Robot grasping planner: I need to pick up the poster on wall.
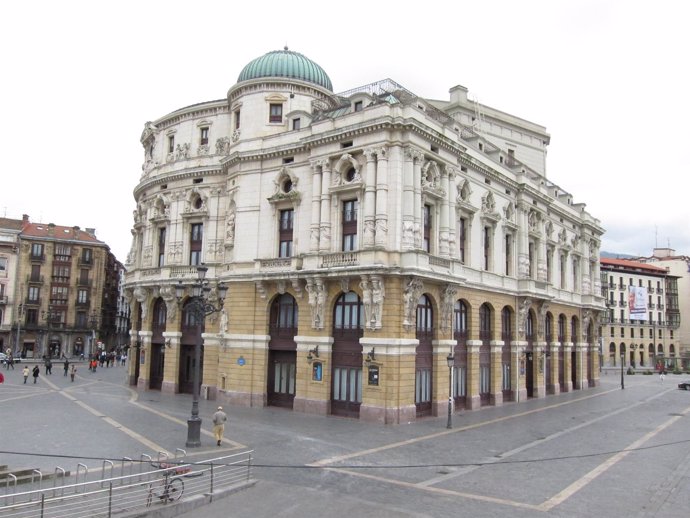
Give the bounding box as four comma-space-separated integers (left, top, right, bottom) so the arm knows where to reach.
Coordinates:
628, 286, 648, 321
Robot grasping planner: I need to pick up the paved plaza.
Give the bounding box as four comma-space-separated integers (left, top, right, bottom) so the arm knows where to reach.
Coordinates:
1, 362, 690, 517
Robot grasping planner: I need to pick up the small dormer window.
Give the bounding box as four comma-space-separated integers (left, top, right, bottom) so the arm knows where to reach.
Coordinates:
292, 118, 301, 130
354, 101, 363, 112
269, 103, 283, 123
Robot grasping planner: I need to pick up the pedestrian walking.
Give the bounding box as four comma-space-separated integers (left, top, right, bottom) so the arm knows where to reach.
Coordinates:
212, 406, 227, 446
6, 354, 14, 370
23, 366, 29, 384
32, 365, 40, 384
0, 371, 4, 384
64, 359, 70, 376
70, 365, 77, 382
45, 358, 52, 375
660, 370, 666, 383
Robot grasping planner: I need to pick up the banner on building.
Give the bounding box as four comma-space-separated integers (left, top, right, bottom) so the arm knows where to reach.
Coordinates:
628, 286, 648, 321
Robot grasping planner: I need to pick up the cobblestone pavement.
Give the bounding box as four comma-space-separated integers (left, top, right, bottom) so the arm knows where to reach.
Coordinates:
2, 363, 690, 517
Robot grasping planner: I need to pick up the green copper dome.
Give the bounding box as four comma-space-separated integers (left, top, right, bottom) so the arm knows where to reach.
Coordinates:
237, 48, 333, 91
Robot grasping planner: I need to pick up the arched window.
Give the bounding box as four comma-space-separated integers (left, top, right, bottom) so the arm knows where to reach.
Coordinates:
454, 300, 468, 340
545, 313, 553, 343
333, 292, 363, 335
501, 307, 512, 341
479, 304, 491, 341
416, 295, 433, 334
270, 294, 299, 334
526, 311, 535, 340
558, 314, 567, 342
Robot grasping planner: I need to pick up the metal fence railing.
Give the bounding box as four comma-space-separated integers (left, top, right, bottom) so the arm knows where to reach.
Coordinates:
0, 450, 253, 518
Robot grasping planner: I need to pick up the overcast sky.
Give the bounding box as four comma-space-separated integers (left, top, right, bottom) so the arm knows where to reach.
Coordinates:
2, 0, 688, 262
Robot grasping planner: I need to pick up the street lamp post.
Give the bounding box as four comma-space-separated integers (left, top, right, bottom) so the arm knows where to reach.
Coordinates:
446, 352, 455, 429
89, 310, 99, 359
175, 265, 227, 448
620, 350, 625, 390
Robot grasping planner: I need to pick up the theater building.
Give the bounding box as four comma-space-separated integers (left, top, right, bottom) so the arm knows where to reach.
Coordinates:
124, 48, 605, 423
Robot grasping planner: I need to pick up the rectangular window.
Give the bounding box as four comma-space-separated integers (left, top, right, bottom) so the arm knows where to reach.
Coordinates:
190, 223, 203, 265
31, 243, 44, 259
560, 254, 567, 289
483, 226, 492, 271
459, 217, 467, 264
76, 312, 87, 328
234, 109, 241, 129
81, 248, 92, 264
26, 309, 38, 325
546, 248, 553, 283
423, 205, 432, 253
79, 268, 89, 285
200, 127, 209, 146
28, 286, 40, 302
0, 257, 6, 273
528, 241, 535, 278
51, 286, 69, 304
354, 100, 363, 112
505, 233, 512, 276
279, 209, 294, 258
269, 103, 283, 123
168, 135, 175, 153
453, 366, 466, 397
77, 289, 88, 304
54, 244, 71, 261
342, 200, 358, 252
158, 227, 166, 267
292, 118, 301, 130
502, 363, 511, 391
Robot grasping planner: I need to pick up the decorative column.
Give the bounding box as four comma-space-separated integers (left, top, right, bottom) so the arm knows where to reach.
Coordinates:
363, 149, 377, 248
562, 343, 573, 392
310, 161, 322, 252
402, 148, 416, 250
447, 167, 458, 258
374, 147, 389, 247
466, 341, 481, 409
319, 161, 332, 253
413, 154, 424, 248
490, 341, 503, 406
517, 202, 530, 278
439, 166, 450, 257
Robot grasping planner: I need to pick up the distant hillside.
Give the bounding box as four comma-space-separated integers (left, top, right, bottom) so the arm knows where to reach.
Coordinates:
600, 251, 637, 259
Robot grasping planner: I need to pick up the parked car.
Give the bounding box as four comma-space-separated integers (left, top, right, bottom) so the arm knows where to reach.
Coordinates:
678, 381, 690, 390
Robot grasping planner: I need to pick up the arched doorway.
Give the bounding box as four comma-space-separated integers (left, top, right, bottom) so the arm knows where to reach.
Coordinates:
179, 299, 204, 394
545, 312, 553, 394
501, 307, 513, 400
525, 310, 535, 398
570, 316, 579, 389
558, 314, 566, 391
267, 294, 298, 409
610, 343, 617, 366
150, 299, 166, 390
415, 294, 434, 417
453, 300, 469, 409
331, 291, 363, 418
479, 303, 492, 406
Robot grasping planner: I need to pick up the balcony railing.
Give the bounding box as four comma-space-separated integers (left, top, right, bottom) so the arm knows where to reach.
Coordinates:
26, 274, 44, 284
0, 295, 8, 305
321, 251, 359, 268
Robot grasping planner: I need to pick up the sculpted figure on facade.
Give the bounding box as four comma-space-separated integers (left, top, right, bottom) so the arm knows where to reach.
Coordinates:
518, 254, 530, 277
481, 191, 495, 213
538, 301, 550, 340
306, 278, 326, 329
215, 137, 231, 155
219, 308, 228, 335
363, 220, 375, 247
160, 285, 178, 323
360, 277, 372, 328
402, 278, 424, 330
440, 284, 458, 332
517, 298, 532, 337
370, 275, 385, 330
558, 228, 568, 246
545, 221, 554, 240
133, 287, 149, 321
402, 220, 414, 249
226, 203, 236, 245
175, 142, 191, 161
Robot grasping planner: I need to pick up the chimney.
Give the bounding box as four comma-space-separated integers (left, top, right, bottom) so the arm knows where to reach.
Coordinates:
449, 85, 468, 105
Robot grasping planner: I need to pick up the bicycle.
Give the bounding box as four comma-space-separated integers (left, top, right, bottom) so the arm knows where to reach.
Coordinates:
145, 462, 189, 506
